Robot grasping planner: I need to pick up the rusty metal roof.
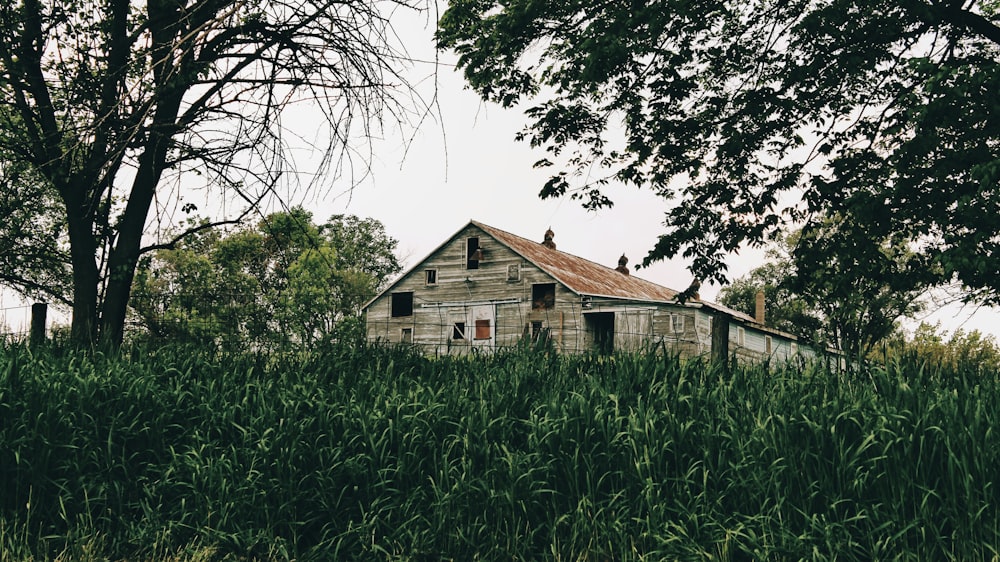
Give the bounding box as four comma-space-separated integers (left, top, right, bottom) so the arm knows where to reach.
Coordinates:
473, 221, 758, 323
362, 219, 757, 324
473, 221, 683, 303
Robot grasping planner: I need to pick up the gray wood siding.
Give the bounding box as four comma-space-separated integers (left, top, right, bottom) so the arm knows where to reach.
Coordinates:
650, 308, 703, 357
727, 322, 812, 364
366, 223, 828, 363
366, 224, 584, 354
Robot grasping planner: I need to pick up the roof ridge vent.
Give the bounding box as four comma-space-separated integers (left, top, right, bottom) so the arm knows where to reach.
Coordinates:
541, 227, 557, 249
615, 254, 630, 275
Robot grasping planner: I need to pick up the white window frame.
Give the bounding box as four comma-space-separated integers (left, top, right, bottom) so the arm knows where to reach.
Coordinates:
737, 326, 746, 347
670, 313, 685, 334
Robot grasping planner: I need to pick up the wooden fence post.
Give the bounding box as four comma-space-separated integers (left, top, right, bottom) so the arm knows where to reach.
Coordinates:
30, 302, 47, 347
711, 310, 731, 372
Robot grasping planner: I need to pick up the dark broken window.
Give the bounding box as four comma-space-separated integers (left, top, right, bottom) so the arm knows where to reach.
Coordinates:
466, 237, 480, 269
391, 292, 413, 317
532, 283, 556, 309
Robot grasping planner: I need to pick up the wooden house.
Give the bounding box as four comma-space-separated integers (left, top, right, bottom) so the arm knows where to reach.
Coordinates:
363, 220, 817, 362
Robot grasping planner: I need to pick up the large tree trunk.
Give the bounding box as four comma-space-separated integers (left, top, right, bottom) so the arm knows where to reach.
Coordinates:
65, 199, 100, 345
99, 99, 180, 346
100, 253, 138, 347
101, 188, 156, 346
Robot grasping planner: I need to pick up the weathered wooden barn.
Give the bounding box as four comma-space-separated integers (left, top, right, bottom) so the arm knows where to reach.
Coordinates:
363, 220, 816, 362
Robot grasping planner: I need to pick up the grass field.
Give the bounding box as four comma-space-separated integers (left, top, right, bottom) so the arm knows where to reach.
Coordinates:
1, 341, 998, 560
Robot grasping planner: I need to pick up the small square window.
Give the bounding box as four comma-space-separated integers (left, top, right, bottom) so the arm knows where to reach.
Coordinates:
532, 283, 556, 310
425, 269, 438, 285
401, 328, 412, 343
475, 319, 491, 340
391, 292, 413, 317
452, 322, 466, 340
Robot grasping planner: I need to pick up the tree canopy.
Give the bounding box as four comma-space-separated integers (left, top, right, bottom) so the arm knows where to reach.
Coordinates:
717, 260, 824, 344
0, 0, 422, 345
130, 209, 401, 346
438, 0, 1000, 302
884, 322, 1000, 373
0, 161, 68, 304
718, 225, 926, 361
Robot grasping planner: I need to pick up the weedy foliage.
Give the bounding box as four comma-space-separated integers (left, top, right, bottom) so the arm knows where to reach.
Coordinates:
1, 342, 999, 560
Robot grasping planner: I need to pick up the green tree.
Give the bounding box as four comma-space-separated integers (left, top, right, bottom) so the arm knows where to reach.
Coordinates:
719, 222, 925, 362
0, 0, 422, 346
322, 214, 402, 293
717, 261, 824, 343
0, 161, 68, 304
130, 210, 400, 346
883, 322, 1000, 373
130, 225, 236, 342
437, 0, 1000, 302
792, 216, 929, 362
283, 246, 349, 344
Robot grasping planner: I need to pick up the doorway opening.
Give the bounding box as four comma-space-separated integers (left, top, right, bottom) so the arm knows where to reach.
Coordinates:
587, 312, 614, 354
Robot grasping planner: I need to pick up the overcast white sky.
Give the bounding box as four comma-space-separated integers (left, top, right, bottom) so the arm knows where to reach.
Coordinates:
307, 9, 1000, 340
2, 5, 999, 339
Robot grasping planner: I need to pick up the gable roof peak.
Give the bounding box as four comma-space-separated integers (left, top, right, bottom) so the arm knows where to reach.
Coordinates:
471, 220, 680, 303
363, 219, 756, 324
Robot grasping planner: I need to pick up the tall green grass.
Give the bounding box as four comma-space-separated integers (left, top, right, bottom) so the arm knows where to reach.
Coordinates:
1, 342, 999, 560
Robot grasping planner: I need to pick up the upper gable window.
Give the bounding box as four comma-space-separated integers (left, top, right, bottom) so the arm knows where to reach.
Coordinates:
391, 292, 413, 317
425, 269, 438, 285
532, 283, 556, 309
466, 237, 481, 269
